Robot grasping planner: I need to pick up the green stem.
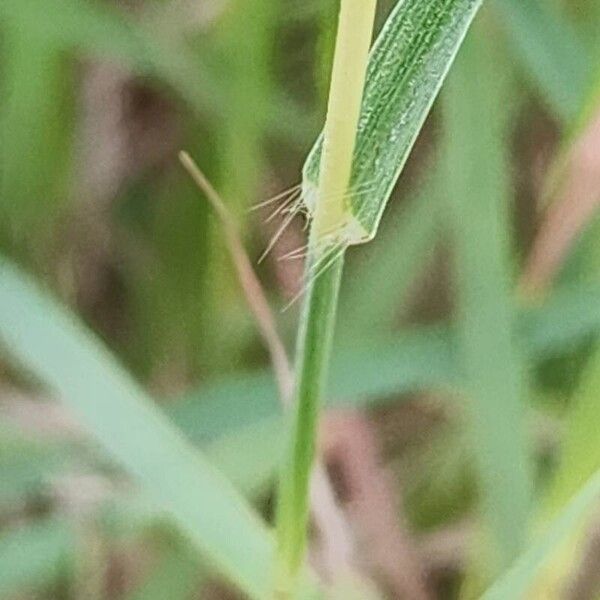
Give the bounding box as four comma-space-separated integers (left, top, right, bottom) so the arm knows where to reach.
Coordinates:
275, 0, 377, 595
313, 0, 378, 238
276, 246, 345, 595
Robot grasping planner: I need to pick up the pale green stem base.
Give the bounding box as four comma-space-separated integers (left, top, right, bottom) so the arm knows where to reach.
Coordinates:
275, 245, 345, 597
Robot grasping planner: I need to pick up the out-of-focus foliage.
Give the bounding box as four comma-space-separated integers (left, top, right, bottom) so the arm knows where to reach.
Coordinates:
1, 0, 600, 598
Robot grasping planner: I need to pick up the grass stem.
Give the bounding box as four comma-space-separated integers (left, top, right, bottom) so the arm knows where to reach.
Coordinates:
275, 0, 377, 595
276, 250, 345, 594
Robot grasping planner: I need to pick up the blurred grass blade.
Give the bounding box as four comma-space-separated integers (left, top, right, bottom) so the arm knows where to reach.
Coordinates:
527, 347, 600, 596
215, 0, 275, 215
1, 0, 311, 153
207, 418, 285, 497
201, 0, 276, 370
0, 519, 73, 597
0, 259, 275, 599
0, 26, 72, 232
1, 0, 146, 64
531, 154, 600, 594
543, 92, 600, 514
172, 280, 600, 447
444, 28, 532, 570
482, 469, 600, 600
495, 0, 591, 123
0, 0, 217, 116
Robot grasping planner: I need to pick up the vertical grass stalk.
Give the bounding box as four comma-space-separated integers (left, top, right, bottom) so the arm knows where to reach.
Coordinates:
275, 0, 377, 594
444, 28, 532, 574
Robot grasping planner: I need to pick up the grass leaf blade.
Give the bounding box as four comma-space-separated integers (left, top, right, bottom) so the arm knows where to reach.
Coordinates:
483, 470, 600, 600
0, 259, 274, 599
444, 27, 532, 570
495, 0, 591, 123
303, 0, 484, 243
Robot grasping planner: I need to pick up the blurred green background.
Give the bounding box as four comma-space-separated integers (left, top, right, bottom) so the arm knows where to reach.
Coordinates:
2, 0, 600, 598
